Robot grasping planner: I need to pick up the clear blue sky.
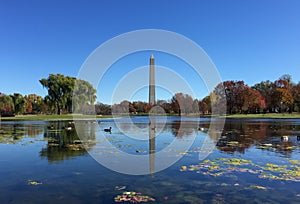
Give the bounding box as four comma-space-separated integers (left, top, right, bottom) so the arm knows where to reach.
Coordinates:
1, 0, 300, 104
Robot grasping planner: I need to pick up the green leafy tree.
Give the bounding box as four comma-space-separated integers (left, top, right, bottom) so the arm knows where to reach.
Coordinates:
0, 95, 14, 115
40, 74, 70, 114
11, 93, 27, 115
40, 74, 96, 114
72, 79, 97, 113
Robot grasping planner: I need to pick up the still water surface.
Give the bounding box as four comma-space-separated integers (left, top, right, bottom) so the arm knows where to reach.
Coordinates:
0, 117, 299, 203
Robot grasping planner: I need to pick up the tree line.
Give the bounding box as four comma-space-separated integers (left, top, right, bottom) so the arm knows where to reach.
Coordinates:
210, 74, 299, 114
0, 74, 96, 116
97, 74, 300, 115
1, 74, 300, 116
107, 93, 200, 116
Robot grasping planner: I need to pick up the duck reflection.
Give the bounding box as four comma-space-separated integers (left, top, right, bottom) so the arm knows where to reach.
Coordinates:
41, 121, 96, 163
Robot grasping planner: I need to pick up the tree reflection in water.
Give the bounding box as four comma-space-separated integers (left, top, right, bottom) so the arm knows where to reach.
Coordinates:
0, 122, 43, 144
41, 121, 96, 163
168, 118, 300, 157
39, 118, 300, 163
171, 121, 198, 138
215, 119, 300, 156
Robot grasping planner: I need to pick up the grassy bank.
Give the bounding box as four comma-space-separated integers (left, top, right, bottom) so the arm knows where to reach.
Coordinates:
225, 113, 300, 119
0, 114, 112, 121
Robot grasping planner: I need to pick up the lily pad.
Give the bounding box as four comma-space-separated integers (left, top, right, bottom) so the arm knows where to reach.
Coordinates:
227, 141, 239, 146
249, 185, 267, 190
180, 157, 300, 183
115, 186, 126, 191
180, 166, 187, 171
289, 160, 300, 165
114, 191, 155, 203
28, 180, 42, 185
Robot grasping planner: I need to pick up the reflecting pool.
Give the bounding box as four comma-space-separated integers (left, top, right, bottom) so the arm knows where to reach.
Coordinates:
0, 117, 299, 203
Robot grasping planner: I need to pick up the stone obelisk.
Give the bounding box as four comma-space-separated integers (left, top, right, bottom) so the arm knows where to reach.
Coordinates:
149, 54, 155, 105
149, 54, 156, 176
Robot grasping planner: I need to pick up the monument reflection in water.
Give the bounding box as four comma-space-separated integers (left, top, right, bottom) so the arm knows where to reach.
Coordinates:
149, 117, 156, 176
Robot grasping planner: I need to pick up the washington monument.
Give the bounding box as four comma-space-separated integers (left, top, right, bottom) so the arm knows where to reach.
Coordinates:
149, 54, 156, 176
149, 54, 155, 105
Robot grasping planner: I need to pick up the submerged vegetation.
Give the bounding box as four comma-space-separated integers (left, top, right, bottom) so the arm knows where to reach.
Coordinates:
180, 157, 300, 182
114, 191, 155, 203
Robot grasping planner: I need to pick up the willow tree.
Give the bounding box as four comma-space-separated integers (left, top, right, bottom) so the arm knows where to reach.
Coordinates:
40, 74, 96, 114
11, 93, 27, 115
72, 79, 97, 113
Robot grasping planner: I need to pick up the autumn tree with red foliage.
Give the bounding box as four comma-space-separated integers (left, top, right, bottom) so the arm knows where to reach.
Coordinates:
212, 80, 267, 114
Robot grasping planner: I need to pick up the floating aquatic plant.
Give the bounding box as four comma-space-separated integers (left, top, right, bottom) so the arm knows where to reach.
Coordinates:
28, 180, 42, 185
249, 185, 267, 190
257, 143, 297, 152
263, 163, 287, 172
114, 191, 155, 203
180, 166, 187, 171
180, 157, 300, 182
115, 186, 126, 191
227, 141, 239, 146
223, 158, 252, 166
289, 160, 300, 165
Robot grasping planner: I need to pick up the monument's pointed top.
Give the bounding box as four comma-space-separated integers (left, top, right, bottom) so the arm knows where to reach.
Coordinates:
150, 54, 154, 59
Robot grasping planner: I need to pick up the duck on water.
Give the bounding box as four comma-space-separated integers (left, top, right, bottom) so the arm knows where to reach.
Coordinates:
104, 127, 112, 133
